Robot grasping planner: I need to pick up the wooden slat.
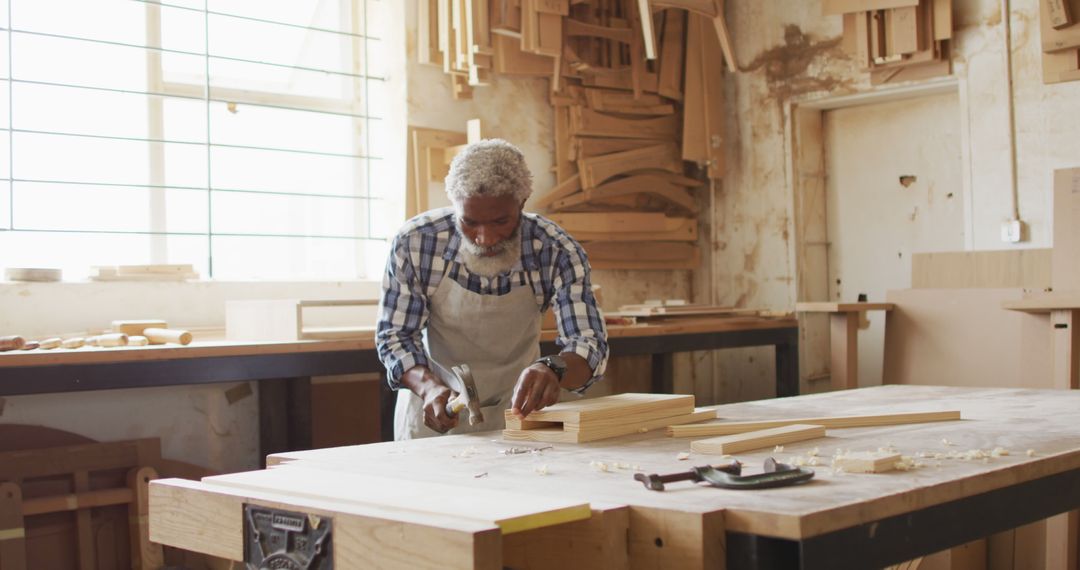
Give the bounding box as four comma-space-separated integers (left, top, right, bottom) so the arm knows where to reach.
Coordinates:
667, 410, 962, 438
74, 470, 95, 570
549, 212, 692, 233
569, 107, 679, 140
690, 424, 827, 455
834, 451, 902, 473
1041, 0, 1080, 52
657, 9, 686, 101
1046, 0, 1074, 29
681, 12, 706, 162
552, 173, 698, 213
504, 408, 716, 443
128, 467, 164, 569
513, 393, 694, 423
0, 438, 160, 480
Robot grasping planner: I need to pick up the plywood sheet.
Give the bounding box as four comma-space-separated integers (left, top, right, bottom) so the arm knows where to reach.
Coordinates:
882, 289, 1053, 388
911, 249, 1052, 289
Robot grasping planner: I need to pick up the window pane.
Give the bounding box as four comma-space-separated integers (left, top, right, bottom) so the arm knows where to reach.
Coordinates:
12, 181, 207, 233
0, 230, 209, 281
207, 56, 355, 101
0, 180, 10, 230
14, 131, 208, 187
209, 0, 360, 36
210, 145, 364, 197
14, 83, 206, 144
209, 101, 358, 157
208, 12, 360, 78
210, 234, 366, 280
211, 191, 369, 239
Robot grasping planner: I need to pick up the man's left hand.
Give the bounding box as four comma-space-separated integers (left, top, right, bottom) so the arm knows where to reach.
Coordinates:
511, 363, 561, 419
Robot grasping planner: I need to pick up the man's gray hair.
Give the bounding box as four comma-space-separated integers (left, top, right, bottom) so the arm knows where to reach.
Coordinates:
445, 139, 533, 204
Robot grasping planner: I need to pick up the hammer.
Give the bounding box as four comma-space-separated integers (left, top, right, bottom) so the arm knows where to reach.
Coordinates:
445, 364, 484, 426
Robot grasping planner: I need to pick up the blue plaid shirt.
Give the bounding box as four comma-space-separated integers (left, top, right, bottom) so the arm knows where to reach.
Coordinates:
376, 207, 608, 391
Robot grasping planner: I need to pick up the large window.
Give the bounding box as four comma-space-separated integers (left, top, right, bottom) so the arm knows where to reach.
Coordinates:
0, 0, 398, 280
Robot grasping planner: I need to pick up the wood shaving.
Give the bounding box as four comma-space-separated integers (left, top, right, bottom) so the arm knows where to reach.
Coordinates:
1026, 449, 1036, 457
535, 464, 550, 476
773, 445, 784, 452
807, 447, 820, 457
676, 452, 690, 461
590, 461, 611, 472
474, 472, 488, 478
941, 438, 955, 446
991, 447, 1009, 457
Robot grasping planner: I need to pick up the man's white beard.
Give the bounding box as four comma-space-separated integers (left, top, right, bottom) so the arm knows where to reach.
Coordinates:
457, 223, 522, 278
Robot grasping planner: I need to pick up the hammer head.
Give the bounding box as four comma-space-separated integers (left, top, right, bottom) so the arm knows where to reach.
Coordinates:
451, 364, 484, 425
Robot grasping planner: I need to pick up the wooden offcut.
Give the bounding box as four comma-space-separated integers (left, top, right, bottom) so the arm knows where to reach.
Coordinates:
690, 424, 827, 455
667, 410, 961, 437
834, 451, 902, 473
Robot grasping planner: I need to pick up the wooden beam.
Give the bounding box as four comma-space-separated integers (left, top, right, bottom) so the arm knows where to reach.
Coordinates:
690, 424, 827, 455
667, 410, 961, 437
830, 312, 859, 391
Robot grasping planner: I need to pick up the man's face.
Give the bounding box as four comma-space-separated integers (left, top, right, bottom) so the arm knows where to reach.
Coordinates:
455, 194, 522, 256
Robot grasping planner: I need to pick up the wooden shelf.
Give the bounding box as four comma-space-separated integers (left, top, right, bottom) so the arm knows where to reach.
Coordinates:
1002, 291, 1080, 313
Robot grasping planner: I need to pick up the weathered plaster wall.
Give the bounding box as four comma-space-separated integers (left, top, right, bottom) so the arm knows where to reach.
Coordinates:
718, 0, 1080, 400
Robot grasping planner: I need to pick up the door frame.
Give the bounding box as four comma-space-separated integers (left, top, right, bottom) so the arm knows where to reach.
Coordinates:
782, 76, 970, 391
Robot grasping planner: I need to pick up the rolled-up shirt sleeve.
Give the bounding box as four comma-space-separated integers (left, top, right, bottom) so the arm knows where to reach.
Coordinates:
376, 235, 430, 389
551, 243, 608, 392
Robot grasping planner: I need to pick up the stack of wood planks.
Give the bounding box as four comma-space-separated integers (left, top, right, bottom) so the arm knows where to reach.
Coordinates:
825, 0, 953, 86
418, 0, 735, 270
1040, 0, 1080, 83
502, 393, 716, 443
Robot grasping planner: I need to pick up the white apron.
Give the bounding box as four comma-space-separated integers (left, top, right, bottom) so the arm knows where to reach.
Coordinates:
394, 270, 541, 440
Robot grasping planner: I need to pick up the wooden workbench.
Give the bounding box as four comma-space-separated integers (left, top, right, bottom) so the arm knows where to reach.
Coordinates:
0, 315, 798, 456
150, 385, 1080, 569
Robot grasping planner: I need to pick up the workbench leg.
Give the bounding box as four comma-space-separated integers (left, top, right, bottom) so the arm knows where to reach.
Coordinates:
650, 353, 674, 394
258, 377, 312, 466
1047, 311, 1080, 569
775, 330, 800, 397
829, 313, 859, 391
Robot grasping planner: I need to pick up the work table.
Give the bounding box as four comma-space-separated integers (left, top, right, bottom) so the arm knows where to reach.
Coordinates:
151, 385, 1080, 569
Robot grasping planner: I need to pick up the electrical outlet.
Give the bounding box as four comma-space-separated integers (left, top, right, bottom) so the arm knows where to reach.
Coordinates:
1000, 219, 1024, 243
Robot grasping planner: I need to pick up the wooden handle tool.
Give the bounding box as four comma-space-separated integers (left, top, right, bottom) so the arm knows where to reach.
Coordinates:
0, 335, 26, 352
143, 328, 192, 346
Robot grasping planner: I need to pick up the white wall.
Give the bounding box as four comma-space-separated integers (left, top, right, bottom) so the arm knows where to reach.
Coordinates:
717, 0, 1080, 399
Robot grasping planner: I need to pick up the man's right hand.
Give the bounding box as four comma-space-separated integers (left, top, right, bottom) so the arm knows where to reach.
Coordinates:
401, 366, 460, 433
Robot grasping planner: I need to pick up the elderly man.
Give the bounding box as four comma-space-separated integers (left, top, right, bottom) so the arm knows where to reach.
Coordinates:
376, 139, 609, 440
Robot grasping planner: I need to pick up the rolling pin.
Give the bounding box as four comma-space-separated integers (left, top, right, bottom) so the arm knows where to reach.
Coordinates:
0, 335, 26, 351
143, 328, 192, 346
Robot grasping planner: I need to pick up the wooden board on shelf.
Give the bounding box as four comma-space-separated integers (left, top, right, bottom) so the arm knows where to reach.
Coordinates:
583, 241, 700, 270
551, 173, 698, 214
569, 107, 679, 140
548, 211, 691, 233
577, 143, 681, 189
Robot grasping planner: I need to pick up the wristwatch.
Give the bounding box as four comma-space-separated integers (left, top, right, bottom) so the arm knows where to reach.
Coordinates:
534, 354, 568, 381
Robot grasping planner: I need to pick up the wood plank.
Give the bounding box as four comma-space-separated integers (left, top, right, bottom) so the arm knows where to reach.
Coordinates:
204, 466, 592, 535
577, 143, 681, 189
667, 410, 962, 438
911, 249, 1052, 289
504, 408, 717, 443
1041, 0, 1080, 52
1046, 0, 1075, 29
128, 466, 164, 569
933, 0, 953, 40
885, 288, 1055, 389
493, 33, 553, 75
552, 173, 698, 213
657, 9, 686, 101
573, 137, 657, 159
149, 478, 503, 568
834, 451, 902, 473
418, 0, 443, 66
569, 107, 679, 140
796, 302, 895, 312
701, 11, 726, 178
889, 6, 921, 55
583, 242, 699, 268
681, 12, 707, 162
831, 312, 859, 391
1043, 47, 1080, 84
823, 0, 920, 16
549, 212, 692, 233
535, 174, 582, 211
690, 424, 827, 455
512, 393, 694, 423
